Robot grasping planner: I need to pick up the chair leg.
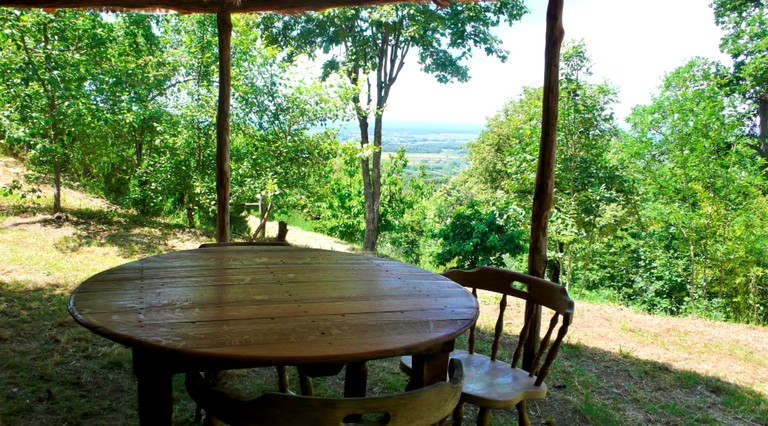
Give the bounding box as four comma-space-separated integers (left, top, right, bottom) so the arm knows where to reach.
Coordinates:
298, 368, 314, 396
516, 401, 531, 426
202, 414, 224, 426
276, 365, 289, 393
476, 407, 491, 426
195, 370, 225, 423
452, 401, 464, 426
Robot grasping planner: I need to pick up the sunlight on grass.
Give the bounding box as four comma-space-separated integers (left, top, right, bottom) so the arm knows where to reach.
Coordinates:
0, 225, 129, 289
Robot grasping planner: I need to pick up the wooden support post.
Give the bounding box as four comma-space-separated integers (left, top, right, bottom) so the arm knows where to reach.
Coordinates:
525, 0, 564, 371
215, 11, 232, 243
257, 194, 266, 238
277, 221, 288, 242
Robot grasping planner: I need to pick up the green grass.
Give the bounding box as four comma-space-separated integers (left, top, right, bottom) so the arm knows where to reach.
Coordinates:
2, 166, 767, 425
274, 209, 319, 233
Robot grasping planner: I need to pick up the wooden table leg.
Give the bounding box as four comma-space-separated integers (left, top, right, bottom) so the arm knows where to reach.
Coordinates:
343, 361, 368, 423
133, 349, 173, 425
408, 351, 450, 390
344, 361, 368, 397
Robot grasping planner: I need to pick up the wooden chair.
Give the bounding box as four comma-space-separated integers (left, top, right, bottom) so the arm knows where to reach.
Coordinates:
400, 267, 574, 426
185, 359, 464, 426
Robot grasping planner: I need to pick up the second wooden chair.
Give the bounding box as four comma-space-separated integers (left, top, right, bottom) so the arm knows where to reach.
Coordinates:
400, 266, 574, 426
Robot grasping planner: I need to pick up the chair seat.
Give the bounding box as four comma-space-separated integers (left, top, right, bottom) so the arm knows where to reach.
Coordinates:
400, 350, 547, 410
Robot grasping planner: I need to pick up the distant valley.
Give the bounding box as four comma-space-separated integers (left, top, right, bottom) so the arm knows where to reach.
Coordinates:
335, 121, 484, 181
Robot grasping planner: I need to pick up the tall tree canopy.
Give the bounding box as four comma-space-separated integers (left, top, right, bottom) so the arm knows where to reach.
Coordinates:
623, 57, 768, 322
466, 41, 622, 285
257, 0, 527, 251
0, 9, 110, 213
712, 0, 768, 165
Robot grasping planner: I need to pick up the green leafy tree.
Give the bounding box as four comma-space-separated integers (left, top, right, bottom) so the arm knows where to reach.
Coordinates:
466, 41, 623, 286
257, 1, 527, 251
0, 9, 110, 213
434, 198, 526, 270
712, 0, 768, 166
624, 57, 768, 322
230, 16, 351, 227
377, 149, 435, 265
93, 14, 176, 203
121, 14, 219, 224
311, 142, 366, 242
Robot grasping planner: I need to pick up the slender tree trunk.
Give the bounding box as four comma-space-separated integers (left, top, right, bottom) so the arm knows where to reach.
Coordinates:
689, 240, 697, 317
53, 161, 62, 214
351, 70, 379, 252
362, 159, 377, 251
186, 190, 196, 229
215, 12, 232, 243
759, 95, 767, 172
548, 241, 563, 284
49, 93, 62, 214
356, 101, 376, 251
364, 109, 384, 252
135, 140, 143, 169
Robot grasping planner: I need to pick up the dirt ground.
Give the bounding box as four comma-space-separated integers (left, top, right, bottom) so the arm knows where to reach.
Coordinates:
567, 299, 768, 395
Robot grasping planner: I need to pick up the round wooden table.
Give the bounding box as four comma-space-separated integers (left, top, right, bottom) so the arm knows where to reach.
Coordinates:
68, 245, 479, 425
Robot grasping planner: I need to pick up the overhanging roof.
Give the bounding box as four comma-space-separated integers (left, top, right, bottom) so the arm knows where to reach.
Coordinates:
0, 0, 439, 14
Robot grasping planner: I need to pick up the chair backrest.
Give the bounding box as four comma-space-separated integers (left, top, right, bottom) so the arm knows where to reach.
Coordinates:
442, 267, 574, 386
186, 359, 464, 426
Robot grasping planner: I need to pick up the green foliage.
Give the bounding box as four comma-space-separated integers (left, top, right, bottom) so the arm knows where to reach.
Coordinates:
434, 199, 526, 270
378, 151, 435, 264
620, 57, 768, 323
465, 40, 624, 285
230, 16, 352, 218
310, 142, 366, 243
712, 0, 768, 105
258, 1, 527, 84
0, 9, 112, 212
257, 0, 527, 251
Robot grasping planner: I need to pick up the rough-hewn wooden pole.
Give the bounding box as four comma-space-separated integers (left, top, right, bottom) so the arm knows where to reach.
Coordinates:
525, 0, 564, 370
215, 11, 232, 243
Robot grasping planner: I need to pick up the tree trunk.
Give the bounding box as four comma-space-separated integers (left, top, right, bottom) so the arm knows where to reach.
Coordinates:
759, 95, 767, 172
49, 93, 62, 214
215, 12, 232, 243
548, 241, 563, 284
689, 240, 698, 317
186, 190, 196, 229
362, 157, 377, 251
135, 140, 143, 169
353, 77, 378, 252
53, 161, 62, 214
524, 0, 564, 372
363, 112, 383, 252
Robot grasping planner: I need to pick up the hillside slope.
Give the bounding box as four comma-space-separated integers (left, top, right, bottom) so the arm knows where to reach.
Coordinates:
1, 155, 766, 425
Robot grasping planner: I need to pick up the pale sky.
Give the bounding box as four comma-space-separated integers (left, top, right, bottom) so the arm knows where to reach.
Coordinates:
383, 0, 731, 126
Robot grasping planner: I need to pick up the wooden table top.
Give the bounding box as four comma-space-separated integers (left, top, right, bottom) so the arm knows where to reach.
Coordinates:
68, 245, 479, 365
